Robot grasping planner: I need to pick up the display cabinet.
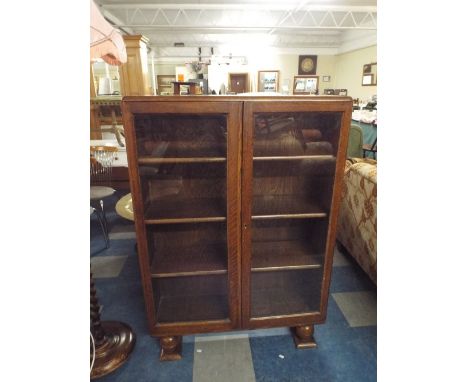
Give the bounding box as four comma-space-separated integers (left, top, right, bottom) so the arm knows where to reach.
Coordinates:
122, 96, 351, 360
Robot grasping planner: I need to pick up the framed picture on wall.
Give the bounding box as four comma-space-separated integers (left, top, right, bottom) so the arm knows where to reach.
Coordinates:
293, 75, 319, 95
322, 75, 331, 82
362, 62, 377, 86
298, 55, 317, 75
257, 70, 280, 92
362, 74, 374, 86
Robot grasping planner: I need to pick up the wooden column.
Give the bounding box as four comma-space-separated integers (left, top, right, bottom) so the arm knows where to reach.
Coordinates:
118, 35, 151, 96
90, 64, 101, 139
90, 63, 97, 98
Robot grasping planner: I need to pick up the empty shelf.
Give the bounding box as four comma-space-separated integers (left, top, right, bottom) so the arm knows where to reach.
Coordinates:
151, 243, 227, 278
252, 240, 323, 272
252, 195, 327, 220
144, 197, 226, 224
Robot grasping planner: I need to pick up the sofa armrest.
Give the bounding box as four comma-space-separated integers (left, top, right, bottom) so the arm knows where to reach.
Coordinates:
345, 158, 377, 184
337, 159, 377, 284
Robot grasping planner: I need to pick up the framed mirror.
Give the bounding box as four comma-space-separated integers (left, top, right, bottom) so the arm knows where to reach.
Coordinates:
362, 62, 377, 86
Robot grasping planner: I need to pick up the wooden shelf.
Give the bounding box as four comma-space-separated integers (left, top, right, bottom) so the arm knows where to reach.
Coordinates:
144, 197, 226, 224
253, 155, 335, 162
137, 142, 227, 158
252, 195, 327, 220
251, 240, 323, 272
151, 243, 227, 278
139, 157, 226, 164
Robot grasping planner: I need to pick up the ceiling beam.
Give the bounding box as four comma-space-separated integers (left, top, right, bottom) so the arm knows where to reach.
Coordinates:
114, 25, 376, 31
102, 4, 377, 12
268, 0, 309, 35
101, 7, 376, 30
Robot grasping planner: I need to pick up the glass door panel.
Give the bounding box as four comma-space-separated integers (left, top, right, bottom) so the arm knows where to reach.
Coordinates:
253, 112, 341, 157
153, 274, 229, 323
247, 108, 343, 319
134, 114, 227, 158
129, 106, 239, 327
250, 218, 326, 317
138, 161, 226, 222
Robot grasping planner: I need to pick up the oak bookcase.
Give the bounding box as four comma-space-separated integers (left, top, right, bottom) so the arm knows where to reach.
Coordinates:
121, 95, 351, 360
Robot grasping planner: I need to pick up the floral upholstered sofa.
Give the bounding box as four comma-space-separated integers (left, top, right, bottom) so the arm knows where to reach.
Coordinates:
337, 158, 377, 284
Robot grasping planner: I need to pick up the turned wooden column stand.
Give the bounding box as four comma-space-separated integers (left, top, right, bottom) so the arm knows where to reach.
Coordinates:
90, 273, 136, 379
292, 325, 317, 349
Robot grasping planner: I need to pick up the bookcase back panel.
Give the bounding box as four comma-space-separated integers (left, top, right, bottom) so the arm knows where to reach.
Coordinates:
251, 269, 323, 317
153, 275, 229, 323
138, 162, 227, 220
146, 222, 228, 272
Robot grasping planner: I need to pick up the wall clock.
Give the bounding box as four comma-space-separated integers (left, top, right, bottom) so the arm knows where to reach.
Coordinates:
298, 55, 317, 75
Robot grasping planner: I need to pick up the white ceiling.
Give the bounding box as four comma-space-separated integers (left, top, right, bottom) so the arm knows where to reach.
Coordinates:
95, 0, 377, 58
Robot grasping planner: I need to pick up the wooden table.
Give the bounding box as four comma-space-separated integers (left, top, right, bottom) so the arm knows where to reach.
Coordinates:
115, 193, 134, 221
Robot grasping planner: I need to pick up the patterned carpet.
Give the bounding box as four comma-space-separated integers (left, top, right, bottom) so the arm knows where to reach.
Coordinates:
91, 190, 376, 382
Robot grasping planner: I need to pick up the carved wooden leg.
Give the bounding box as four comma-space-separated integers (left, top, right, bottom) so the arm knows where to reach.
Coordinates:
159, 336, 183, 361
292, 325, 317, 349
90, 272, 136, 379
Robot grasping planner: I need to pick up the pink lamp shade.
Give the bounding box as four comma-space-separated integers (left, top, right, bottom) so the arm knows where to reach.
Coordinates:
90, 0, 127, 66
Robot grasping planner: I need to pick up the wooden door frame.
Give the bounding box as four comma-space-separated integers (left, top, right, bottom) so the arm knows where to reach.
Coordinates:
240, 99, 352, 329
121, 98, 243, 336
228, 72, 250, 93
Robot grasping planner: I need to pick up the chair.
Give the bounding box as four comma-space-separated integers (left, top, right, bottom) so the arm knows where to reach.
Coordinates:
91, 206, 109, 248
91, 145, 118, 242
347, 124, 363, 158
363, 138, 377, 159
362, 122, 377, 159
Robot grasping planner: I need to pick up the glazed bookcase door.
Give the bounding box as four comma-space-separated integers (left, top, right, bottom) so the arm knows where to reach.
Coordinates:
241, 100, 351, 328
122, 99, 242, 335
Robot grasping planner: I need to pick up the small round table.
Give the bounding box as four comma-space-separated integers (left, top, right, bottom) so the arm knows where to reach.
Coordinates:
115, 193, 134, 221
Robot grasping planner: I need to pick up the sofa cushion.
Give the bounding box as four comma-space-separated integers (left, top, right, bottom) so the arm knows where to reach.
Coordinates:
337, 158, 377, 284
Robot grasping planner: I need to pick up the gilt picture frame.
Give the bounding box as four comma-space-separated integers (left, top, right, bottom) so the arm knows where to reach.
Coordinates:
298, 55, 318, 75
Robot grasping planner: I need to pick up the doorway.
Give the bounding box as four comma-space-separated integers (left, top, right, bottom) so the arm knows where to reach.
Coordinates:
228, 73, 249, 94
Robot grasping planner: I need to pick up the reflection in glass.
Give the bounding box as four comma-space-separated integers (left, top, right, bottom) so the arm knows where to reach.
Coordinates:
249, 111, 343, 318
253, 112, 341, 157
135, 114, 227, 158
